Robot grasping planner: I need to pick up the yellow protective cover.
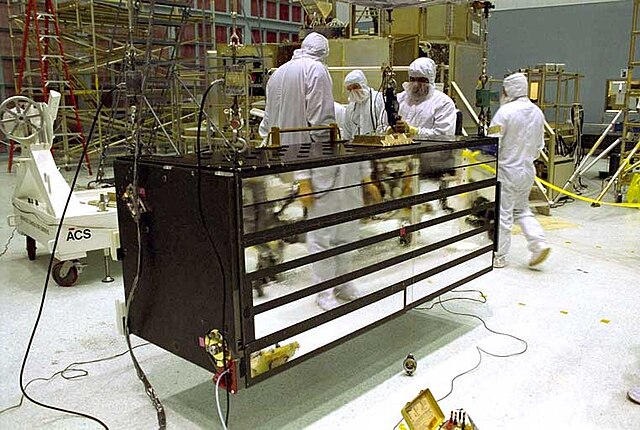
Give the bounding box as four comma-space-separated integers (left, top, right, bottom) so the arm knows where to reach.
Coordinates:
626, 173, 640, 204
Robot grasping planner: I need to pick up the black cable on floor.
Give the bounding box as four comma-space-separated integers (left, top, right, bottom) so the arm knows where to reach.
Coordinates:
415, 292, 528, 403
433, 295, 528, 402
0, 343, 149, 415
0, 227, 16, 258
416, 289, 487, 311
16, 86, 119, 429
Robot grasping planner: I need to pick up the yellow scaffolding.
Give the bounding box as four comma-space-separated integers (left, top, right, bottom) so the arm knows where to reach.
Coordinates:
7, 0, 216, 169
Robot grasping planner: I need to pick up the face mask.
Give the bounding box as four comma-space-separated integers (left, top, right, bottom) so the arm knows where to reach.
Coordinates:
403, 81, 430, 103
348, 89, 369, 104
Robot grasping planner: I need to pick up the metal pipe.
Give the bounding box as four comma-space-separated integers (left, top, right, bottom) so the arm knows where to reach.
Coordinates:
102, 248, 114, 283
593, 140, 640, 205
579, 138, 620, 178
534, 178, 553, 205
553, 110, 623, 201
143, 96, 181, 154
451, 81, 480, 125
539, 150, 549, 163
584, 109, 623, 158
330, 66, 413, 72
623, 157, 640, 173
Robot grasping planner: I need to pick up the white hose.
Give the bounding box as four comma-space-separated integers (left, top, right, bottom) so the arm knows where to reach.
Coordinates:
215, 368, 230, 430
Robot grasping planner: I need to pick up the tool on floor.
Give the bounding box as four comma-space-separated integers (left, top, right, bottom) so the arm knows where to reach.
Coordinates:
403, 353, 417, 376
394, 388, 480, 430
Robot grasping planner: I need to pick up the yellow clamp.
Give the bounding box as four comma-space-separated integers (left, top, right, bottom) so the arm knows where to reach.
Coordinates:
461, 149, 640, 209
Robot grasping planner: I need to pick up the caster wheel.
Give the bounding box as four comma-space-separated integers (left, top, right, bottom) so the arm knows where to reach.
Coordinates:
52, 260, 79, 287
26, 236, 36, 261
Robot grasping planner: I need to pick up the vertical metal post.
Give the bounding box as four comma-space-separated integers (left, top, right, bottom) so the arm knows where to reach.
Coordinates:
102, 247, 115, 282
617, 0, 640, 196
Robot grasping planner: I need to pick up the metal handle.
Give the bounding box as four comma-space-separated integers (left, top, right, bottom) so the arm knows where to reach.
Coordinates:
266, 123, 340, 148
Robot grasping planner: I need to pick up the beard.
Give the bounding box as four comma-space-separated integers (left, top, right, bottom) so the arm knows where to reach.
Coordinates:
403, 81, 430, 104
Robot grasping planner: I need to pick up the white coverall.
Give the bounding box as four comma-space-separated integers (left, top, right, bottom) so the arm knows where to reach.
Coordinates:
259, 32, 335, 146
342, 70, 387, 140
489, 73, 549, 265
397, 58, 456, 139
334, 102, 347, 138
259, 33, 366, 310
397, 57, 457, 177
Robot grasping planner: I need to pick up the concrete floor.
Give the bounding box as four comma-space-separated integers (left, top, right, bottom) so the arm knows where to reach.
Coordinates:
0, 155, 639, 430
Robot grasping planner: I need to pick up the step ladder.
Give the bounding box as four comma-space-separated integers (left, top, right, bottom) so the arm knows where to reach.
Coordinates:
593, 0, 640, 204
9, 0, 92, 174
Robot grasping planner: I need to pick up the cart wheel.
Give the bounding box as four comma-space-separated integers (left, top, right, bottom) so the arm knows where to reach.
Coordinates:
26, 236, 36, 261
52, 261, 79, 287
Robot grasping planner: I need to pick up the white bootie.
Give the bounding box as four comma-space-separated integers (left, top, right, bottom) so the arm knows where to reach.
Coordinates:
529, 245, 551, 267
335, 283, 360, 301
316, 291, 341, 311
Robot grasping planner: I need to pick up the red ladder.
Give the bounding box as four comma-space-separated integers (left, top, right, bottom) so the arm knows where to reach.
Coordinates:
9, 0, 92, 174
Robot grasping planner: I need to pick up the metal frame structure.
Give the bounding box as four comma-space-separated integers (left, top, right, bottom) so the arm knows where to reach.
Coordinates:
114, 136, 499, 390
593, 0, 640, 204
6, 0, 217, 169
524, 67, 582, 201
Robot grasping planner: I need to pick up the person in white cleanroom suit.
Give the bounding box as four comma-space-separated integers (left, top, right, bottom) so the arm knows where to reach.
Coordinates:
259, 33, 379, 311
334, 102, 347, 137
489, 72, 550, 268
342, 69, 387, 140
259, 32, 335, 146
395, 57, 456, 139
395, 57, 457, 179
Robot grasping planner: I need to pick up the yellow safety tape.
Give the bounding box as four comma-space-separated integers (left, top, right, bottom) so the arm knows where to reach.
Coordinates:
461, 149, 640, 208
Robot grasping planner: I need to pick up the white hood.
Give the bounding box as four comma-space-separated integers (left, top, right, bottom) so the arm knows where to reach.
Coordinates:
408, 57, 436, 84
344, 69, 369, 90
294, 32, 329, 62
503, 72, 529, 102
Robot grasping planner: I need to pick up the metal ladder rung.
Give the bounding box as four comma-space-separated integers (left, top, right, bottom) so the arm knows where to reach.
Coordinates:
137, 0, 191, 6
135, 18, 184, 27
130, 37, 178, 46
42, 55, 64, 60
45, 81, 69, 86
39, 34, 60, 40
56, 132, 83, 137
36, 13, 54, 19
